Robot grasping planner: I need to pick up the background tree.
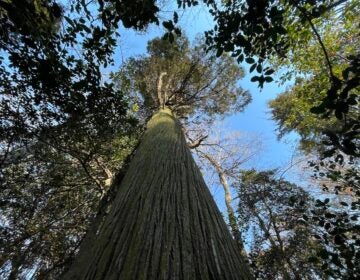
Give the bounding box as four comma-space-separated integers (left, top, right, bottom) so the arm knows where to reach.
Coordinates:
265, 1, 360, 277
269, 0, 359, 155
0, 113, 141, 278
235, 170, 325, 280
188, 126, 262, 254
195, 0, 359, 156
304, 154, 360, 279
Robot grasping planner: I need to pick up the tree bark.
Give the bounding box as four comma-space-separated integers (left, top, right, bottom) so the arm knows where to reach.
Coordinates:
63, 108, 252, 280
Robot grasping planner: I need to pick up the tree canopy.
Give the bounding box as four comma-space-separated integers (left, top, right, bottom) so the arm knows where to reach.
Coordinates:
116, 36, 251, 118
269, 0, 359, 155
235, 170, 324, 279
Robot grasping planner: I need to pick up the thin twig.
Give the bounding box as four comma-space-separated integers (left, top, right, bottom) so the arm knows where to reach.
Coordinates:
292, 0, 335, 78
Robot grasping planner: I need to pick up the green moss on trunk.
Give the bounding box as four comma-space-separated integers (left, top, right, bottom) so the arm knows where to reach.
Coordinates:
63, 108, 252, 279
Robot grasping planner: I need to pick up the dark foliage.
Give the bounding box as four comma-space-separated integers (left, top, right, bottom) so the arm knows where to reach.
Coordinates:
235, 169, 325, 279
0, 0, 159, 277
306, 153, 360, 279
180, 0, 359, 157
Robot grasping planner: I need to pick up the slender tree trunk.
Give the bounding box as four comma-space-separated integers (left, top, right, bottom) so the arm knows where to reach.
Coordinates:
265, 206, 301, 280
200, 153, 247, 254
63, 108, 252, 280
250, 207, 292, 280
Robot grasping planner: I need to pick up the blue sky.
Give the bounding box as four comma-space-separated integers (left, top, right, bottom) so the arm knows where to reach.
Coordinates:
106, 3, 306, 211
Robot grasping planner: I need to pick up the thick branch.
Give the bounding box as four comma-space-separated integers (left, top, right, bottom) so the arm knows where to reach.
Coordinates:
188, 135, 208, 149
157, 72, 167, 109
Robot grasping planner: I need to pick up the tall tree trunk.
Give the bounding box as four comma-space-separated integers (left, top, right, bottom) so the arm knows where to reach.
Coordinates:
63, 108, 252, 280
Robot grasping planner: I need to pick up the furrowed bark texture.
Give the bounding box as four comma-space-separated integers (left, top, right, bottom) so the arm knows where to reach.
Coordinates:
63, 108, 252, 280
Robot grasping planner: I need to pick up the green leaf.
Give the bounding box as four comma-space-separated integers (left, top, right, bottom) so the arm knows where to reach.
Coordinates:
237, 54, 244, 63
216, 48, 223, 57
251, 76, 259, 82
169, 32, 174, 43
162, 21, 174, 30
264, 76, 273, 83
265, 69, 275, 75
310, 105, 326, 114
334, 235, 343, 245
335, 109, 343, 120
256, 63, 262, 73
173, 12, 178, 24
64, 16, 75, 27
250, 63, 256, 73
162, 33, 169, 41
174, 28, 181, 36
81, 24, 91, 33
245, 57, 255, 64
